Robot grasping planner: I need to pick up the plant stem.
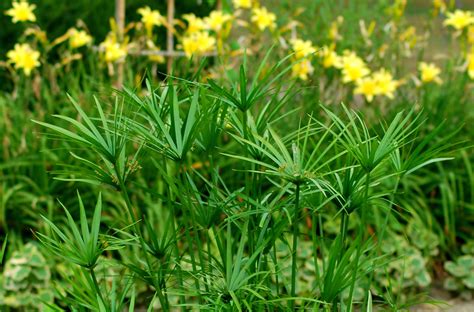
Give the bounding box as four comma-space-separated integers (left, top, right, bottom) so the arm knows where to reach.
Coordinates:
290, 183, 301, 309
163, 160, 185, 311
347, 172, 371, 311
364, 176, 400, 310
178, 167, 204, 300
334, 211, 349, 310
242, 109, 256, 271
117, 173, 168, 309
339, 212, 348, 250
89, 268, 105, 306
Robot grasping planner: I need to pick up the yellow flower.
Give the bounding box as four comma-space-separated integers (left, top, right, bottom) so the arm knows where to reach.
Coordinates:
339, 51, 370, 83
418, 62, 442, 84
148, 54, 165, 63
373, 69, 399, 99
233, 0, 252, 9
205, 11, 232, 33
468, 25, 474, 45
5, 1, 36, 23
100, 37, 127, 63
290, 39, 316, 59
137, 6, 164, 35
387, 0, 407, 18
320, 46, 341, 68
354, 69, 399, 101
182, 31, 216, 58
68, 28, 93, 49
291, 59, 314, 81
443, 10, 474, 30
146, 40, 165, 63
467, 51, 474, 79
399, 26, 417, 48
432, 0, 446, 14
6, 43, 40, 76
328, 16, 343, 41
183, 14, 207, 34
354, 77, 378, 102
251, 7, 276, 31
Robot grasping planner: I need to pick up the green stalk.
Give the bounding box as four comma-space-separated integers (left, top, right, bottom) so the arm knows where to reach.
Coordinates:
363, 175, 400, 310
116, 173, 168, 310
290, 183, 301, 309
163, 160, 185, 311
89, 268, 105, 306
242, 109, 248, 141
206, 153, 217, 289
339, 212, 348, 251
379, 177, 400, 244
312, 214, 322, 295
347, 172, 371, 311
273, 240, 280, 295
334, 211, 349, 310
178, 167, 204, 300
206, 230, 213, 286
241, 109, 256, 269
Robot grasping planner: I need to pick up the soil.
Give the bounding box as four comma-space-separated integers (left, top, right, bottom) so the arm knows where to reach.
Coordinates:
412, 288, 474, 311
412, 300, 474, 312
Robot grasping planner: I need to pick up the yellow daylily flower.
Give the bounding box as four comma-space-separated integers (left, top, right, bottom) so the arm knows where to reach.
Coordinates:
5, 1, 36, 23
399, 26, 418, 48
443, 10, 474, 30
290, 39, 316, 59
146, 40, 165, 63
418, 62, 442, 84
137, 6, 164, 35
391, 0, 407, 18
467, 51, 474, 79
6, 43, 40, 76
354, 77, 378, 102
468, 25, 474, 45
205, 10, 232, 33
328, 16, 344, 41
432, 0, 446, 15
68, 28, 93, 49
100, 37, 127, 63
148, 54, 165, 63
182, 31, 216, 58
291, 59, 314, 81
233, 0, 252, 9
182, 14, 207, 34
339, 51, 370, 83
320, 46, 341, 68
373, 68, 399, 99
251, 7, 276, 31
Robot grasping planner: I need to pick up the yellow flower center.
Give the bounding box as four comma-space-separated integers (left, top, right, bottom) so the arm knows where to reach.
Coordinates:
355, 78, 378, 102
